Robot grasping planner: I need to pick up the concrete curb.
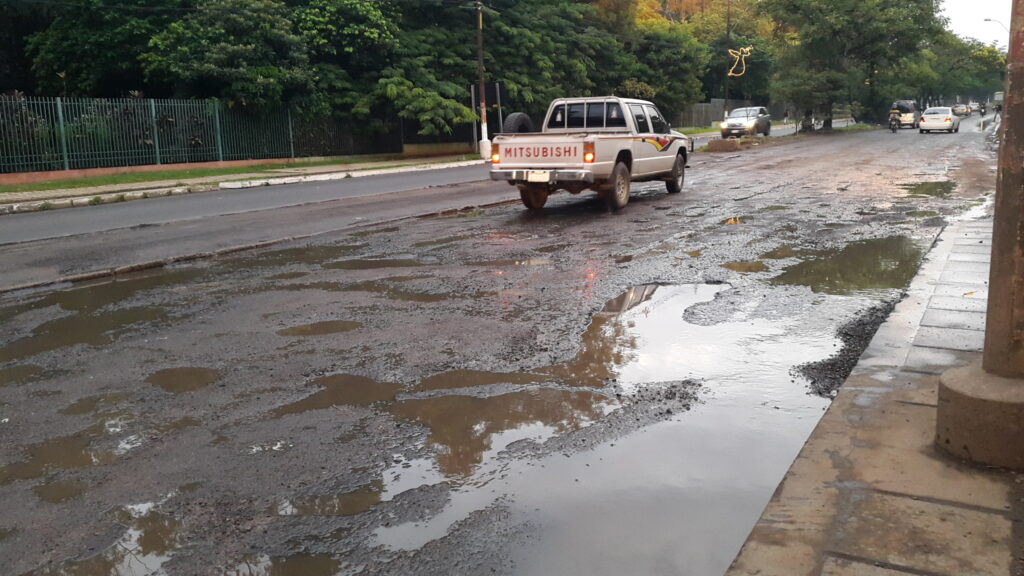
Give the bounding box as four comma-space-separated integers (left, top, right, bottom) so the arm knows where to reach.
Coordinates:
219, 160, 485, 189
0, 159, 487, 216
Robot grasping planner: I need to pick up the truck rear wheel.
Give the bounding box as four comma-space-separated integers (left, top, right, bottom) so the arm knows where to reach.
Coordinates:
519, 185, 548, 210
665, 154, 685, 194
606, 162, 631, 210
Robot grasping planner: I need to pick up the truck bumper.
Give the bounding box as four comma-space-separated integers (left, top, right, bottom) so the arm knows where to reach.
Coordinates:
490, 169, 595, 184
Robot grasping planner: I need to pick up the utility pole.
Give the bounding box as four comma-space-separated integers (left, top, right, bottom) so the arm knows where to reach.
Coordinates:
935, 0, 1024, 470
475, 1, 490, 158
723, 0, 732, 120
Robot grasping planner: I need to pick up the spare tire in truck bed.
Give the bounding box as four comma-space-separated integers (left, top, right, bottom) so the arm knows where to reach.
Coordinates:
502, 112, 534, 134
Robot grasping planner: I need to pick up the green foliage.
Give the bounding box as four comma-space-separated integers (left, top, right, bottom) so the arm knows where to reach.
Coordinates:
617, 78, 658, 100
26, 0, 184, 96
142, 0, 314, 107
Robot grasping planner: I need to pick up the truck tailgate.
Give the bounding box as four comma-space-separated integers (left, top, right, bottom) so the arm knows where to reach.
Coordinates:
492, 133, 588, 169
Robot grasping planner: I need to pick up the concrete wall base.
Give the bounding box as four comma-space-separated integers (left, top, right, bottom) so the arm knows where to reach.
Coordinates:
936, 358, 1024, 469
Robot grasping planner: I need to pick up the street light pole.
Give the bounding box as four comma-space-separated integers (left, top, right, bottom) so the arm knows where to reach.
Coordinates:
984, 17, 1010, 32
475, 1, 490, 158
936, 0, 1024, 470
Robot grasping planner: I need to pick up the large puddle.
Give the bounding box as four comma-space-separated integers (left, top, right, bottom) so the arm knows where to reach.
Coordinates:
368, 283, 837, 574
770, 236, 924, 295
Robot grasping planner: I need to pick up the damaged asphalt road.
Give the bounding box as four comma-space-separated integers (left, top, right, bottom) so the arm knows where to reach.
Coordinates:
0, 118, 997, 576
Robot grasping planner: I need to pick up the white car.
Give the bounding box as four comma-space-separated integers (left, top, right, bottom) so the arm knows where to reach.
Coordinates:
919, 107, 960, 134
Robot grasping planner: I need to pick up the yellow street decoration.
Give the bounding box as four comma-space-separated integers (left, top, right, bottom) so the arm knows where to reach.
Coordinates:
728, 46, 753, 77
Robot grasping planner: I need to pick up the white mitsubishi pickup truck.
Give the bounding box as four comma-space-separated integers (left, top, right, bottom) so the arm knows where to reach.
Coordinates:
490, 97, 690, 210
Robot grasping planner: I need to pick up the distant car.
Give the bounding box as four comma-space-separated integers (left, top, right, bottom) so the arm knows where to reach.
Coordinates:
919, 107, 960, 133
952, 104, 969, 117
721, 107, 771, 138
890, 100, 919, 128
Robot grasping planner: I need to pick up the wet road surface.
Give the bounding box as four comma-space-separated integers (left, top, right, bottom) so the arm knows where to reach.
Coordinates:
0, 117, 997, 575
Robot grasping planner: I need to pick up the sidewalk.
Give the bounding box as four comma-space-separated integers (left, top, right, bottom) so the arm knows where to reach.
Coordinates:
727, 213, 1024, 575
0, 154, 482, 215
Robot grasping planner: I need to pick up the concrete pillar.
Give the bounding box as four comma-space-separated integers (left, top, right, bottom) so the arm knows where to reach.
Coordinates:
936, 0, 1024, 470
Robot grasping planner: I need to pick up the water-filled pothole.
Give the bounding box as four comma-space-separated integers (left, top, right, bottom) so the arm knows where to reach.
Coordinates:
770, 236, 924, 295
902, 181, 955, 197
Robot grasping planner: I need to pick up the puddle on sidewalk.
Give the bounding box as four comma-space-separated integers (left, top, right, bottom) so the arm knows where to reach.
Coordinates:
771, 236, 923, 295
276, 320, 361, 336
271, 374, 402, 418
760, 245, 799, 259
350, 227, 400, 238
374, 283, 839, 575
227, 554, 341, 576
147, 367, 222, 393
33, 503, 185, 576
902, 181, 956, 197
414, 369, 551, 392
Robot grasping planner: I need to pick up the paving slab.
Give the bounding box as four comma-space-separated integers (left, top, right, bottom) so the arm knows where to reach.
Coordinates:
937, 268, 988, 284
932, 284, 987, 298
919, 309, 986, 331
903, 347, 978, 375
912, 326, 985, 351
940, 259, 989, 272
947, 251, 990, 263
948, 243, 991, 254
927, 295, 988, 313
952, 238, 991, 246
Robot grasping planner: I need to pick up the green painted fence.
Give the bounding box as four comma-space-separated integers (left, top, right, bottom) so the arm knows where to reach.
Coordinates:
0, 96, 403, 174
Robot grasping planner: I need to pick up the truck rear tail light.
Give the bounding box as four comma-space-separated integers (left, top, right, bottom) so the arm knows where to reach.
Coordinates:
583, 142, 595, 163
945, 117, 952, 122
920, 118, 925, 122
490, 144, 500, 164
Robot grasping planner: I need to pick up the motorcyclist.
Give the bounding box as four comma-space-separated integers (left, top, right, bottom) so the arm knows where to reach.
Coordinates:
888, 108, 902, 132
979, 103, 987, 115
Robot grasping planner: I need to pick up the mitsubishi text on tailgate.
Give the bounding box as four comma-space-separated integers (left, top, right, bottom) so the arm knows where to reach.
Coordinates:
490, 97, 690, 210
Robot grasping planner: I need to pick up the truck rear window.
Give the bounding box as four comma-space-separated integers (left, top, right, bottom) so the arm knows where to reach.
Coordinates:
586, 103, 605, 128
567, 103, 585, 128
606, 103, 626, 128
548, 104, 566, 129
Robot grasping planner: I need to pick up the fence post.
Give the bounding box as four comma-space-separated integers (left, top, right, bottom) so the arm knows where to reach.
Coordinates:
149, 99, 161, 165
213, 101, 224, 162
56, 97, 70, 170
287, 109, 296, 159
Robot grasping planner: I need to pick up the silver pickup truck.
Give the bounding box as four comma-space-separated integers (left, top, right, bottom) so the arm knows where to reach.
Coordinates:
490, 97, 690, 210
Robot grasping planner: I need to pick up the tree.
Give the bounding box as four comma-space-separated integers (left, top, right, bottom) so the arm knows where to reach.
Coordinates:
142, 0, 314, 108
25, 0, 184, 97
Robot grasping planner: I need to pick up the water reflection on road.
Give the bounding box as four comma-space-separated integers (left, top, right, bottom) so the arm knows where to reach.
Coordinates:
373, 284, 836, 575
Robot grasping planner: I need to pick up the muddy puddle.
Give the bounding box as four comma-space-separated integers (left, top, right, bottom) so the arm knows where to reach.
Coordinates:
902, 181, 956, 197
275, 320, 361, 336
0, 306, 168, 363
0, 364, 44, 386
721, 261, 768, 273
339, 280, 448, 303
272, 480, 383, 517
147, 367, 222, 393
372, 284, 838, 575
322, 258, 424, 270
34, 502, 185, 576
222, 244, 365, 269
770, 236, 923, 295
0, 423, 115, 484
33, 480, 88, 503
414, 369, 551, 392
227, 554, 341, 576
272, 374, 402, 418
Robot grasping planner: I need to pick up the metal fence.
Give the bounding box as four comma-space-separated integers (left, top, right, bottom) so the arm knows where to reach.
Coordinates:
0, 96, 405, 174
